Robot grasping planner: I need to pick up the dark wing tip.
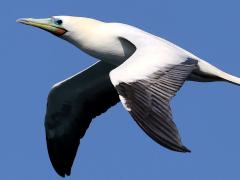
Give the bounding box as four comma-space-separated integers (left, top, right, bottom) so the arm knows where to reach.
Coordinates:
183, 146, 191, 153
46, 137, 78, 178
167, 143, 191, 153
163, 144, 191, 153
178, 145, 191, 153
54, 169, 71, 178
55, 169, 66, 178
53, 163, 71, 177
159, 139, 191, 153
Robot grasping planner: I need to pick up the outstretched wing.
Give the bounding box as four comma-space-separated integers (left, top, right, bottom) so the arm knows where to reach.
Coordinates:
45, 61, 119, 177
110, 36, 198, 152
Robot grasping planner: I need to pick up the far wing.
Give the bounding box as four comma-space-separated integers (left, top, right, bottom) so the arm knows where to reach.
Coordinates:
110, 38, 198, 152
45, 61, 119, 177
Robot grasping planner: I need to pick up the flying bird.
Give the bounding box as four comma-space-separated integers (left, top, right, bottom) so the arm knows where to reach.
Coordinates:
17, 16, 240, 177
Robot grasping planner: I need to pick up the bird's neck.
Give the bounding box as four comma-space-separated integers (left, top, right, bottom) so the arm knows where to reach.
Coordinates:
63, 18, 105, 49
63, 18, 135, 65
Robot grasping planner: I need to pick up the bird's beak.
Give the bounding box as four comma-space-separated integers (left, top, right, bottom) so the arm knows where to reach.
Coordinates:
16, 18, 67, 36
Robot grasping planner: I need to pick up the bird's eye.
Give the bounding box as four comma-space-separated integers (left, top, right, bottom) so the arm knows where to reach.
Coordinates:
55, 19, 63, 25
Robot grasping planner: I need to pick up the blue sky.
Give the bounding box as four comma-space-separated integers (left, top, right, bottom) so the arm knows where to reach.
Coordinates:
1, 0, 240, 179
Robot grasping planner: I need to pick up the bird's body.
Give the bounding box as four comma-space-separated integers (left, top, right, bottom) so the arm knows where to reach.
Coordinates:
62, 17, 195, 65
59, 17, 240, 84
17, 16, 240, 177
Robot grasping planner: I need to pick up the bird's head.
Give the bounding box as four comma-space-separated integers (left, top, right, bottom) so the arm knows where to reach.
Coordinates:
17, 16, 71, 37
17, 16, 103, 48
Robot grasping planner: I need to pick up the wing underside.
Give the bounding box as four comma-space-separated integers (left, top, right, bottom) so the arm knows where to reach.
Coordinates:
45, 61, 119, 176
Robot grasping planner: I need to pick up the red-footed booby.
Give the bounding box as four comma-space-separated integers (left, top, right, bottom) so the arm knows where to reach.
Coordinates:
17, 16, 240, 177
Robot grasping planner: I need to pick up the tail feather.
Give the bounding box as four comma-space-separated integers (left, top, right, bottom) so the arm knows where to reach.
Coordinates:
192, 59, 240, 86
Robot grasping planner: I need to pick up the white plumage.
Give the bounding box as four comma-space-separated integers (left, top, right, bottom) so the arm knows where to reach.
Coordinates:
17, 16, 240, 177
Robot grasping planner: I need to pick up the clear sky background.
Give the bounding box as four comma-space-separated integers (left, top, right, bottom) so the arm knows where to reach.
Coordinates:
1, 0, 240, 179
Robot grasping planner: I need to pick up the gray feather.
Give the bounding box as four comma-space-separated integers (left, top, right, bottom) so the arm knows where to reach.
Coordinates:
115, 58, 198, 152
